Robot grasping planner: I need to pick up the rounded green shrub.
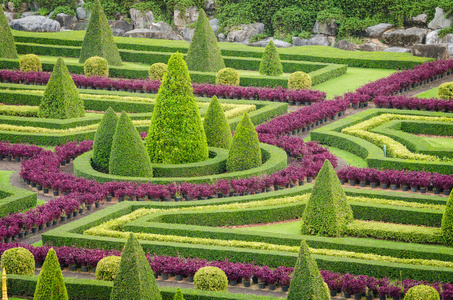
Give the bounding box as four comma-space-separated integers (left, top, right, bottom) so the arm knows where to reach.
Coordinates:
194, 266, 228, 292
95, 256, 121, 281
92, 107, 119, 172
288, 71, 312, 90
84, 56, 109, 77
259, 40, 283, 76
215, 68, 240, 86
149, 63, 168, 81
0, 5, 17, 59
438, 82, 453, 100
203, 96, 232, 149
403, 285, 440, 300
20, 54, 43, 73
1, 247, 35, 276
441, 190, 453, 246
34, 248, 68, 300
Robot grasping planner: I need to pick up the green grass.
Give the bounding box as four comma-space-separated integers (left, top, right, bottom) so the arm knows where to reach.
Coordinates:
0, 171, 13, 185
238, 220, 303, 235
32, 240, 43, 247
325, 146, 368, 168
419, 136, 453, 150
416, 87, 439, 99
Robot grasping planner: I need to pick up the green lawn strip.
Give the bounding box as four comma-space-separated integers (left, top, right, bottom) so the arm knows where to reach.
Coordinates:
32, 240, 43, 247
0, 170, 13, 185
421, 136, 453, 150
416, 87, 439, 99
324, 146, 367, 168
241, 220, 302, 235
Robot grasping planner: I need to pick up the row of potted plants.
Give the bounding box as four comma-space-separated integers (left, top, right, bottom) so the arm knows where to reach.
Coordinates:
373, 95, 453, 112
0, 141, 43, 161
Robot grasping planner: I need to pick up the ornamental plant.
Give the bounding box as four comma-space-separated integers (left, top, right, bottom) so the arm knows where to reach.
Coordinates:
51, 269, 69, 300
0, 5, 17, 59
33, 248, 68, 300
301, 159, 353, 236
203, 96, 232, 149
174, 287, 185, 300
0, 247, 34, 275
95, 255, 121, 281
216, 68, 240, 86
110, 234, 162, 300
79, 0, 122, 66
441, 190, 453, 246
438, 82, 453, 100
109, 111, 153, 177
185, 9, 225, 72
226, 113, 262, 172
20, 54, 42, 73
92, 107, 118, 172
259, 40, 283, 76
194, 266, 228, 292
288, 71, 311, 90
404, 285, 440, 300
146, 52, 209, 164
149, 63, 167, 81
287, 240, 330, 300
84, 56, 109, 77
38, 58, 85, 119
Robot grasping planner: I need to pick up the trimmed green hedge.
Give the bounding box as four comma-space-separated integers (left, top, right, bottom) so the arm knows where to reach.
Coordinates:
0, 183, 36, 217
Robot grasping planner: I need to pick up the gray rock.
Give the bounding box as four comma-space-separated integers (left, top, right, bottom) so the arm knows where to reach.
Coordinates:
428, 7, 452, 30
382, 27, 427, 47
405, 13, 428, 27
333, 39, 358, 51
292, 37, 309, 46
313, 20, 337, 36
55, 13, 77, 29
4, 12, 14, 25
217, 33, 225, 42
383, 47, 411, 53
446, 34, 453, 44
248, 37, 291, 48
77, 0, 84, 7
76, 7, 86, 20
72, 21, 88, 30
10, 16, 60, 32
307, 34, 329, 46
449, 44, 453, 57
365, 23, 393, 38
411, 44, 450, 60
174, 6, 198, 28
28, 1, 39, 11
182, 26, 194, 41
209, 18, 219, 36
125, 22, 182, 40
226, 23, 264, 43
130, 8, 153, 29
359, 43, 379, 51
205, 0, 215, 14
111, 28, 125, 37
109, 19, 133, 32
21, 12, 36, 18
426, 30, 441, 44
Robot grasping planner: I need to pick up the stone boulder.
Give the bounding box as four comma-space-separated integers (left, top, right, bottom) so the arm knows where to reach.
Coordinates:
217, 33, 225, 42
382, 27, 427, 47
76, 7, 87, 20
125, 22, 182, 40
130, 8, 153, 29
405, 13, 428, 27
21, 12, 35, 18
383, 47, 411, 53
428, 7, 452, 30
174, 6, 198, 28
226, 23, 264, 43
3, 12, 14, 25
55, 13, 77, 29
10, 16, 60, 32
292, 37, 309, 46
73, 21, 88, 30
411, 44, 450, 60
359, 43, 386, 52
109, 19, 133, 32
182, 26, 194, 41
248, 37, 291, 48
365, 23, 393, 38
449, 44, 453, 57
426, 30, 453, 44
313, 20, 337, 36
205, 0, 215, 14
333, 39, 358, 51
307, 34, 330, 46
111, 29, 125, 36
209, 18, 219, 36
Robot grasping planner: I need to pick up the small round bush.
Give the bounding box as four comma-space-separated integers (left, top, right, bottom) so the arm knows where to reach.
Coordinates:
149, 63, 168, 81
215, 68, 240, 86
84, 56, 109, 77
438, 82, 453, 100
1, 247, 35, 275
95, 256, 121, 281
288, 71, 312, 90
404, 285, 440, 300
194, 266, 228, 292
20, 54, 42, 73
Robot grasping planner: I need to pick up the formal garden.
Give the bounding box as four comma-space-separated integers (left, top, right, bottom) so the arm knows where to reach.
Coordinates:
0, 0, 453, 299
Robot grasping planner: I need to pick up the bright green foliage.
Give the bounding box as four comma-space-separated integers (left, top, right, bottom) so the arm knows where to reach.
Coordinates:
226, 113, 261, 172
173, 287, 185, 300
110, 234, 162, 300
149, 63, 167, 81
109, 111, 153, 177
441, 190, 453, 246
0, 5, 17, 59
92, 107, 118, 172
288, 71, 312, 90
1, 247, 35, 276
20, 54, 43, 72
287, 240, 330, 300
215, 68, 240, 86
146, 52, 209, 164
185, 9, 225, 72
194, 266, 228, 292
301, 159, 354, 237
50, 269, 69, 300
38, 58, 85, 119
203, 96, 232, 149
84, 56, 109, 77
95, 256, 121, 281
79, 0, 122, 66
259, 40, 283, 76
33, 248, 68, 300
438, 82, 453, 100
404, 285, 440, 300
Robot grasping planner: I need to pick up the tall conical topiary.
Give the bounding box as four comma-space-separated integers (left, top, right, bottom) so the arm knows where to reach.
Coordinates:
286, 240, 330, 300
203, 96, 232, 149
226, 113, 261, 172
92, 107, 118, 172
79, 0, 122, 66
50, 270, 69, 300
441, 190, 453, 246
110, 234, 162, 300
185, 9, 225, 72
174, 287, 185, 300
259, 40, 283, 76
301, 159, 353, 237
109, 111, 152, 177
146, 52, 209, 164
33, 248, 68, 300
0, 5, 17, 59
38, 58, 85, 119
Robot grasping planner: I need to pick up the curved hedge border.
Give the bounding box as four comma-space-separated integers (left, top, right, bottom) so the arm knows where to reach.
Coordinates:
0, 181, 36, 218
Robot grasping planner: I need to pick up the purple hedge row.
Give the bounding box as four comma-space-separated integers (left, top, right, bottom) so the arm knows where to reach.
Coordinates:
373, 95, 453, 112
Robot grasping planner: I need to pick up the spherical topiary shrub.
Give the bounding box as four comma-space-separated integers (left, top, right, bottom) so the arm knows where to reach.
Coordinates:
1, 247, 35, 275
438, 82, 453, 100
20, 54, 43, 73
403, 285, 440, 300
84, 56, 109, 77
193, 266, 228, 292
149, 63, 167, 81
288, 71, 312, 90
215, 68, 240, 86
95, 256, 121, 281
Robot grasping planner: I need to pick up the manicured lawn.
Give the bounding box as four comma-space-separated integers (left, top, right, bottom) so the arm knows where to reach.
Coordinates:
239, 220, 302, 235
325, 146, 368, 168
416, 87, 439, 99
0, 171, 13, 185
421, 136, 453, 150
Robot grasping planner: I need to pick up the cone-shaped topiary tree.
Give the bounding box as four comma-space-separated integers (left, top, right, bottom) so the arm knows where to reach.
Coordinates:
203, 96, 232, 149
79, 0, 122, 66
174, 287, 185, 300
301, 159, 353, 237
441, 190, 453, 246
50, 269, 69, 300
109, 111, 153, 177
110, 234, 162, 300
226, 113, 261, 172
33, 248, 68, 300
38, 58, 85, 119
259, 40, 283, 76
92, 107, 118, 172
287, 240, 330, 300
185, 9, 225, 72
146, 52, 209, 164
0, 5, 17, 59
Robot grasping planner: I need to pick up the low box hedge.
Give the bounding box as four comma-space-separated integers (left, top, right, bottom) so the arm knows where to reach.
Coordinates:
0, 183, 36, 217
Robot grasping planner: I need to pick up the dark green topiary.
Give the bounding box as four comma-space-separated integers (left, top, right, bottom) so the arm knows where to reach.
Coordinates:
146, 52, 209, 164
441, 190, 453, 246
79, 0, 122, 66
301, 159, 353, 237
38, 58, 85, 119
259, 40, 283, 76
110, 234, 162, 300
33, 248, 68, 300
185, 9, 225, 72
226, 113, 262, 172
0, 5, 17, 59
286, 240, 330, 300
92, 107, 118, 172
174, 287, 185, 300
403, 285, 440, 300
109, 111, 153, 177
203, 96, 232, 149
